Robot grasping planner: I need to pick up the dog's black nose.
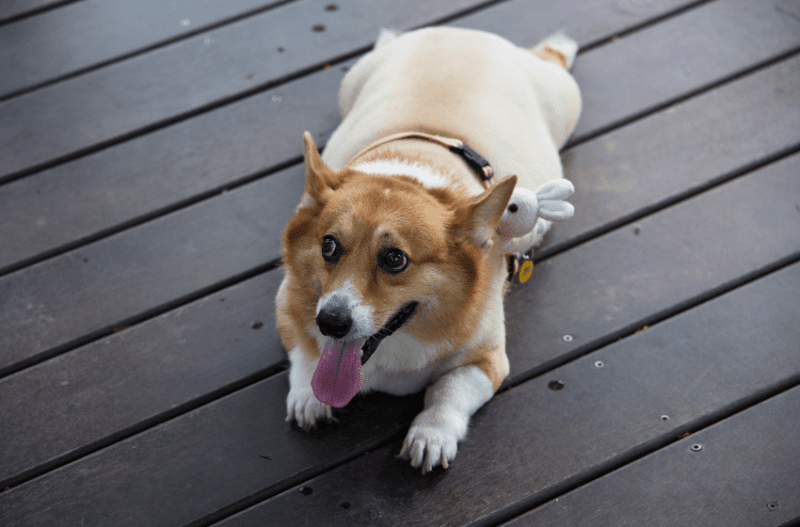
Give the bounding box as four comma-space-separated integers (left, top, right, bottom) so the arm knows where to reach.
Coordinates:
316, 308, 353, 339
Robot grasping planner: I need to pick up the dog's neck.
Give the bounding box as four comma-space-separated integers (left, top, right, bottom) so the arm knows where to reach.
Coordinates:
347, 139, 487, 197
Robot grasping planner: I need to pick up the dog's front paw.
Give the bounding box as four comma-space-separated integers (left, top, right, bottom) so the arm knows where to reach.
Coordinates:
285, 387, 333, 429
399, 409, 464, 473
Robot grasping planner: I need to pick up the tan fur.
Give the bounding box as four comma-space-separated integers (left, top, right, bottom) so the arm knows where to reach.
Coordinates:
532, 46, 568, 69
282, 134, 514, 365
277, 27, 581, 473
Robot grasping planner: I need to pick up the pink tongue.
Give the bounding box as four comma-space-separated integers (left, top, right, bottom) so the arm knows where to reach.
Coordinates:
312, 339, 366, 407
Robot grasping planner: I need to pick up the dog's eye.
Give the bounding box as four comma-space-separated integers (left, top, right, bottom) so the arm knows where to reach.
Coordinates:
379, 248, 409, 273
322, 235, 343, 263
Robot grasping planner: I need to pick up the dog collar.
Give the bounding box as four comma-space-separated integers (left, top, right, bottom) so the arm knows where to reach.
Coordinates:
350, 132, 495, 188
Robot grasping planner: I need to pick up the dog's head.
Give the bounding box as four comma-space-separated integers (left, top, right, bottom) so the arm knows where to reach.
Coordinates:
280, 133, 515, 403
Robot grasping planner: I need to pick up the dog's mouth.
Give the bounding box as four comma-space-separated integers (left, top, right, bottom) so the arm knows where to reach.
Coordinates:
311, 301, 418, 408
360, 301, 419, 365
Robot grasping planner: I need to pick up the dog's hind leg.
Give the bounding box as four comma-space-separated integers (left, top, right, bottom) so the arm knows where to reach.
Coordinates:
530, 32, 579, 70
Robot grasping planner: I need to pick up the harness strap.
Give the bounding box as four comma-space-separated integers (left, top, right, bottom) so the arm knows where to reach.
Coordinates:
350, 132, 494, 187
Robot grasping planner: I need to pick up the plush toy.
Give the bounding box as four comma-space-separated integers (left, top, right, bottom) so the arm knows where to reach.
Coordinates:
498, 179, 575, 255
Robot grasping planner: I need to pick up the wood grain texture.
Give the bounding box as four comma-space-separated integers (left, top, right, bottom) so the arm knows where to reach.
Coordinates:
0, 0, 791, 275
0, 163, 304, 376
509, 386, 800, 527
0, 373, 425, 527
1, 61, 798, 489
547, 54, 800, 255
0, 0, 73, 25
0, 0, 706, 275
569, 0, 800, 143
0, 0, 289, 99
0, 268, 287, 487
504, 153, 800, 382
211, 264, 800, 527
0, 0, 486, 181
0, 60, 347, 275
1, 152, 797, 527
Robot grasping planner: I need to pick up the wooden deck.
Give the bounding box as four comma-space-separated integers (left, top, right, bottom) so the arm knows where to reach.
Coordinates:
1, 0, 799, 525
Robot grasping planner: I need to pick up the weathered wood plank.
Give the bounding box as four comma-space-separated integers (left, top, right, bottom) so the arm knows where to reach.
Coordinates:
0, 373, 425, 527
3, 0, 792, 185
0, 0, 291, 99
1, 149, 797, 527
0, 0, 72, 25
214, 264, 800, 527
0, 163, 303, 377
568, 0, 800, 142
0, 269, 288, 488
1, 58, 799, 486
3, 48, 799, 279
508, 386, 800, 527
504, 153, 800, 381
0, 0, 736, 368
0, 59, 347, 276
0, 0, 489, 181
546, 53, 800, 256
2, 0, 796, 275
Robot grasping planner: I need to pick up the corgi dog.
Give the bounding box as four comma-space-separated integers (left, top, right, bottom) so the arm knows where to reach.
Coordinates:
276, 27, 581, 473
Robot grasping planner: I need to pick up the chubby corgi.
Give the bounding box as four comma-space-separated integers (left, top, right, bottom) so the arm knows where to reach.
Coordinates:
276, 27, 581, 473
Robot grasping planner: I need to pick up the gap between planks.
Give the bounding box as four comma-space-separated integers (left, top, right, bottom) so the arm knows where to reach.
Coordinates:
3, 0, 800, 500
2, 133, 797, 382
2, 43, 797, 282
0, 0, 716, 186
5, 248, 799, 499
0, 0, 300, 104
0, 0, 80, 27
0, 257, 281, 380
194, 258, 800, 527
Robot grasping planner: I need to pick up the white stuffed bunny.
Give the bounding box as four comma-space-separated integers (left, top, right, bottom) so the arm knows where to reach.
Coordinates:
498, 179, 575, 254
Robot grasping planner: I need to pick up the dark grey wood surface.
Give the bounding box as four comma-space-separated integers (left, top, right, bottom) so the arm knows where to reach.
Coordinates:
2, 59, 798, 492
510, 384, 800, 527
1, 150, 797, 527
215, 261, 800, 527
0, 0, 703, 275
0, 0, 290, 100
0, 0, 494, 181
0, 0, 74, 25
2, 0, 799, 526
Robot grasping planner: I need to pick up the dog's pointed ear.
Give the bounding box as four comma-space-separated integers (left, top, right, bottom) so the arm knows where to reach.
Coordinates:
300, 132, 333, 208
453, 175, 517, 248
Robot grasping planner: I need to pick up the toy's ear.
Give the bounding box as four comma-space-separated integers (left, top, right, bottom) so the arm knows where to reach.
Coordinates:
453, 175, 517, 248
300, 132, 335, 208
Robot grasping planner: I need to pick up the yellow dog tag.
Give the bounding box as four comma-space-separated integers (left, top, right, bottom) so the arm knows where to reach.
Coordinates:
519, 260, 534, 283
507, 254, 534, 284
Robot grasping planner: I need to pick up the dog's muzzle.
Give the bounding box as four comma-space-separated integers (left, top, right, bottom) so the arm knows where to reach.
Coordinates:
360, 301, 419, 365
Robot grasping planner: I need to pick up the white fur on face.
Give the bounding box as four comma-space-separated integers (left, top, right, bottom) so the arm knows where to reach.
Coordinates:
315, 279, 377, 340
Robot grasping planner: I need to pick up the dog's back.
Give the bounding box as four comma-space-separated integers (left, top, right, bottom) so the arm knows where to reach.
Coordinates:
324, 27, 581, 194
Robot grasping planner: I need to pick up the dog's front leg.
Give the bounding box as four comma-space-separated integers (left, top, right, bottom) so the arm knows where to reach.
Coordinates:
399, 362, 499, 473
